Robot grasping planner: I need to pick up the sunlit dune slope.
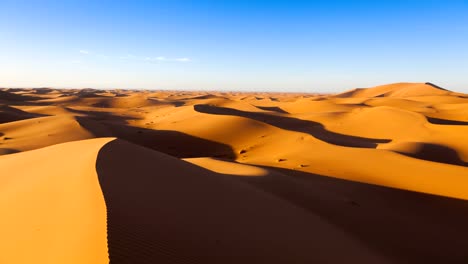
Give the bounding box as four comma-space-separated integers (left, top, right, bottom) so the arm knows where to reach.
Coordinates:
335, 82, 451, 98
0, 115, 98, 153
1, 82, 468, 263
1, 83, 467, 199
185, 157, 468, 263
0, 138, 112, 264
97, 139, 388, 263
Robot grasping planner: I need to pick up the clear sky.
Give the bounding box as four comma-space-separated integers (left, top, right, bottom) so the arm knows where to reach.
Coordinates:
1, 0, 467, 92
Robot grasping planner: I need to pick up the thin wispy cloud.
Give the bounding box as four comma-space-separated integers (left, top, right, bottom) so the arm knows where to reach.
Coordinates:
77, 50, 191, 63
174, 57, 191, 62
70, 60, 82, 64
142, 56, 191, 62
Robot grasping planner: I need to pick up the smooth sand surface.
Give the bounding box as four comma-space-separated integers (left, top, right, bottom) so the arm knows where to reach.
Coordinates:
0, 138, 112, 264
1, 82, 468, 263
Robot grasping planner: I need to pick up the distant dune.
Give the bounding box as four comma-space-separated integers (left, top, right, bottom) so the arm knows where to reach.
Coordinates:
1, 83, 468, 263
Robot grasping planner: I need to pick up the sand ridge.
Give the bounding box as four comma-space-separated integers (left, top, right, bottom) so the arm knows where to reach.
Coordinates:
0, 138, 113, 264
1, 82, 468, 263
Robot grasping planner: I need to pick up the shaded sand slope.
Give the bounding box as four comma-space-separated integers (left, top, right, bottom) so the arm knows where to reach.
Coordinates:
96, 139, 388, 263
186, 157, 468, 263
237, 132, 468, 200
0, 105, 44, 123
0, 115, 98, 153
0, 138, 112, 264
2, 84, 465, 199
335, 82, 450, 98
1, 83, 468, 263
187, 103, 468, 200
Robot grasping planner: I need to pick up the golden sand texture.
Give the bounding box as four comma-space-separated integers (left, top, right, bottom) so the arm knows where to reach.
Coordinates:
1, 83, 468, 263
0, 138, 112, 263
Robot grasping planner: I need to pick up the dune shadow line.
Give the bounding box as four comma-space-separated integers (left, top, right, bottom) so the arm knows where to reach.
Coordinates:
96, 139, 384, 263
425, 82, 450, 91
194, 104, 391, 148
75, 115, 236, 159
395, 143, 468, 167
426, 116, 468, 126
223, 164, 468, 264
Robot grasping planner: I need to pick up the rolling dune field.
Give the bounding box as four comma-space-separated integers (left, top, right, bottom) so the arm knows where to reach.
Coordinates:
1, 82, 468, 263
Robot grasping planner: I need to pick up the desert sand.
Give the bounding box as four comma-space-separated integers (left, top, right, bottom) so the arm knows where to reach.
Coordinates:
1, 82, 468, 263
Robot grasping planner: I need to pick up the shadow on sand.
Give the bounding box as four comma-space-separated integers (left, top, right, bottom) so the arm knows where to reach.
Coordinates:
76, 114, 236, 159
95, 138, 468, 263
96, 139, 371, 263
194, 104, 391, 148
226, 163, 468, 264
426, 116, 468, 126
395, 143, 468, 167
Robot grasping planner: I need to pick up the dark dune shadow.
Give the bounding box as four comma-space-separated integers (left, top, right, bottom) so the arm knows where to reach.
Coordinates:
194, 104, 391, 148
425, 82, 450, 91
170, 101, 186, 107
426, 116, 468, 126
2, 88, 30, 92
32, 88, 55, 94
105, 124, 236, 159
90, 102, 112, 108
76, 93, 106, 98
0, 105, 48, 123
0, 148, 19, 155
255, 106, 289, 114
147, 98, 185, 107
0, 90, 40, 102
225, 164, 468, 264
65, 107, 139, 126
114, 93, 130, 97
95, 139, 386, 263
395, 143, 468, 167
75, 115, 235, 159
59, 92, 76, 97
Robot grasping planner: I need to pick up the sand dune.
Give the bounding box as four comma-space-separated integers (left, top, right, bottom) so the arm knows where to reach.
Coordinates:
98, 139, 388, 263
0, 115, 97, 153
0, 138, 111, 264
1, 83, 468, 263
335, 82, 450, 98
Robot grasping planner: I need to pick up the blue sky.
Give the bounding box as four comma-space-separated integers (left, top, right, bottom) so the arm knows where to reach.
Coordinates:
0, 0, 467, 92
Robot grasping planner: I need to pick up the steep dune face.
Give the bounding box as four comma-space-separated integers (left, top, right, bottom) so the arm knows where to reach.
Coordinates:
0, 138, 112, 264
185, 157, 468, 264
96, 139, 388, 263
1, 83, 468, 263
0, 115, 97, 153
0, 105, 43, 123
335, 82, 450, 98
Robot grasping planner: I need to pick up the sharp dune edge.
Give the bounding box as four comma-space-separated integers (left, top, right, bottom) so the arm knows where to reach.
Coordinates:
0, 138, 111, 263
1, 83, 468, 263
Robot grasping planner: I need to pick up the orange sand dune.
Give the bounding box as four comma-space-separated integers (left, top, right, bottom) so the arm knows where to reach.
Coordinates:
0, 138, 111, 264
1, 82, 468, 263
335, 82, 450, 98
98, 139, 388, 263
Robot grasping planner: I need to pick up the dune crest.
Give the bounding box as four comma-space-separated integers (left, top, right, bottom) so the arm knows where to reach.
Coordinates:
335, 82, 451, 98
1, 83, 468, 263
0, 138, 113, 264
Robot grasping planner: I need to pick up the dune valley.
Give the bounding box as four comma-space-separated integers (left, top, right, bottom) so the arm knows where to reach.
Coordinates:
1, 82, 468, 263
